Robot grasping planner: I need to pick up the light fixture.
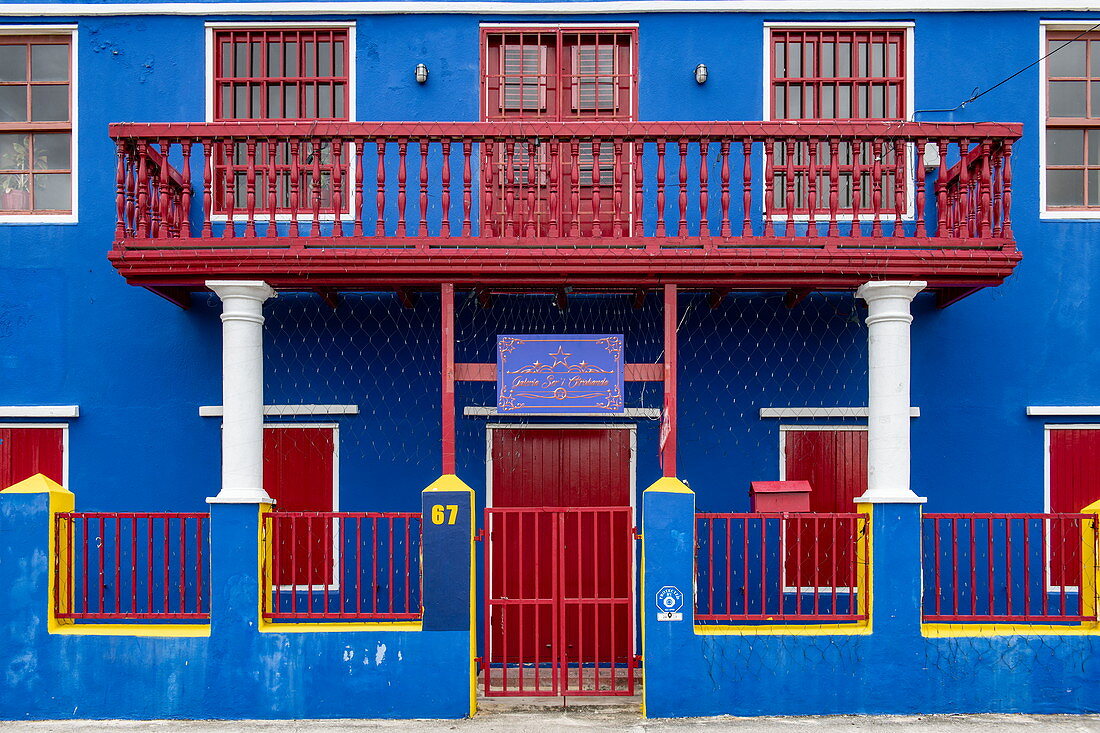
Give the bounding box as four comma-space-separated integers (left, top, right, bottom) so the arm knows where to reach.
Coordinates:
694, 63, 709, 84
414, 63, 429, 84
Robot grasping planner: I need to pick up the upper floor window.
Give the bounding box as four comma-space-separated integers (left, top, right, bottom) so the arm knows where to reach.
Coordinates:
483, 29, 636, 121
211, 27, 351, 214
0, 34, 72, 215
1045, 31, 1100, 210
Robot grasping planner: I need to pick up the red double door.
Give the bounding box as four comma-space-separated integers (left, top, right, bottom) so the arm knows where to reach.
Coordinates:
483, 427, 635, 696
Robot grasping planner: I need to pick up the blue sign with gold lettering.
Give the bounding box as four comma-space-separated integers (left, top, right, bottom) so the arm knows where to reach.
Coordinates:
497, 334, 624, 413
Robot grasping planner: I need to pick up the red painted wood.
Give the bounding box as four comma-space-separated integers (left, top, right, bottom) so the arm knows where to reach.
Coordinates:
263, 426, 334, 586
486, 428, 632, 695
0, 427, 63, 487
1049, 429, 1100, 587
662, 284, 677, 477
441, 283, 456, 474
783, 428, 868, 588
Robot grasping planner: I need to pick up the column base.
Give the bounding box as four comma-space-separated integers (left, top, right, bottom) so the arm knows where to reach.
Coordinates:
206, 488, 275, 504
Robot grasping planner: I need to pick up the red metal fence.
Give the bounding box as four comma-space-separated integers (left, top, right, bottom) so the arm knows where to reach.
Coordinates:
922, 513, 1098, 623
54, 512, 209, 621
694, 512, 868, 623
261, 511, 422, 622
108, 120, 1019, 249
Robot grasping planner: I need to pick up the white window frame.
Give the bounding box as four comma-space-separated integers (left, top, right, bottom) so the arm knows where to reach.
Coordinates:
264, 422, 340, 593
762, 22, 916, 223
0, 25, 78, 224
0, 422, 69, 489
1039, 20, 1100, 219
204, 21, 358, 223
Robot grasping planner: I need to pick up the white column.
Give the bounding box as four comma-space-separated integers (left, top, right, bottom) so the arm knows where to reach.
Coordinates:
855, 280, 926, 504
206, 280, 276, 504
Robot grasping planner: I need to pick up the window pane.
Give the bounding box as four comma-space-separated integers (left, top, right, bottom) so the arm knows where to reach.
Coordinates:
33, 172, 70, 210
0, 186, 30, 210
0, 133, 29, 169
1048, 129, 1084, 165
318, 83, 332, 118
0, 85, 27, 122
1091, 169, 1100, 206
1050, 80, 1087, 117
1092, 41, 1100, 76
268, 85, 283, 119
821, 42, 834, 77
1048, 169, 1084, 206
334, 84, 345, 118
774, 42, 785, 77
318, 41, 332, 76
1049, 40, 1087, 77
30, 85, 67, 121
34, 133, 70, 169
1092, 82, 1100, 118
1090, 129, 1100, 166
0, 45, 27, 82
334, 41, 345, 76
838, 42, 851, 76
267, 41, 283, 76
30, 44, 67, 82
285, 41, 298, 76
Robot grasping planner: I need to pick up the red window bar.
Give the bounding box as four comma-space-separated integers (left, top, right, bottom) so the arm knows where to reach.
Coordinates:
262, 511, 422, 622
213, 28, 350, 217
694, 512, 869, 623
53, 512, 209, 622
110, 120, 1019, 245
922, 513, 1099, 623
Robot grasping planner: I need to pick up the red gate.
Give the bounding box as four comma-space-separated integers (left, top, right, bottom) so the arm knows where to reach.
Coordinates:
482, 506, 636, 696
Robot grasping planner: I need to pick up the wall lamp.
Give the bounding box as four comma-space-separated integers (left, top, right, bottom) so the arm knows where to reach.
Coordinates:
694, 63, 709, 84
414, 63, 429, 84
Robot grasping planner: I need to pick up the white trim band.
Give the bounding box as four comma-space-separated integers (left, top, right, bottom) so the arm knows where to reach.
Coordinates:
1027, 406, 1100, 416
0, 406, 80, 418
200, 404, 360, 417
1, 1, 1098, 16
760, 407, 921, 419
464, 406, 661, 418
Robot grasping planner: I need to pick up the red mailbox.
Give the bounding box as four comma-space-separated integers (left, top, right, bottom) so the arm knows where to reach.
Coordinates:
749, 480, 812, 512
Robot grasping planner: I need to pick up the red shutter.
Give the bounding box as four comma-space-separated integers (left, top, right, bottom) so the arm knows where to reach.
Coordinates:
0, 427, 64, 488
1049, 428, 1100, 587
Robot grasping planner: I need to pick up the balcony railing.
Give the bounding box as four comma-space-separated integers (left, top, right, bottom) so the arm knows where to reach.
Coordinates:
107, 120, 1023, 294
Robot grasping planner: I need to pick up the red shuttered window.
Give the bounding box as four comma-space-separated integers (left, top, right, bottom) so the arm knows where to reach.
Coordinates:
769, 28, 908, 215
212, 28, 350, 214
0, 35, 73, 214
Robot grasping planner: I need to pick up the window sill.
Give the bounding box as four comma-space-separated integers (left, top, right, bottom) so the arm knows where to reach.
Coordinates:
1040, 209, 1100, 220
0, 213, 77, 224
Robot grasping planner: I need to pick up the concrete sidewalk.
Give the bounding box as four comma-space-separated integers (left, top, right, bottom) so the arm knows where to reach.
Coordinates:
3, 713, 1100, 732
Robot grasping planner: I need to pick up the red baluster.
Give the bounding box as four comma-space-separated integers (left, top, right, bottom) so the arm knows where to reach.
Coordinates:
914, 138, 927, 238
244, 138, 257, 237
504, 139, 516, 237
310, 138, 322, 237
718, 139, 731, 238
677, 139, 688, 237
850, 140, 863, 238
526, 138, 537, 237
353, 138, 365, 237
992, 145, 1003, 237
482, 139, 495, 237
763, 137, 775, 237
179, 139, 192, 239
633, 138, 644, 238
158, 139, 171, 239
441, 139, 452, 238
332, 138, 344, 237
698, 138, 710, 239
114, 140, 126, 240
958, 138, 970, 238
612, 137, 624, 238
289, 139, 301, 237
655, 138, 667, 237
419, 138, 430, 237
980, 138, 992, 238
548, 139, 560, 238
1001, 140, 1013, 240
806, 138, 818, 238
570, 140, 581, 237
936, 139, 948, 237
462, 139, 473, 237
396, 138, 408, 237
375, 139, 386, 237
893, 138, 905, 238
741, 139, 753, 237
827, 138, 840, 237
784, 139, 795, 236
201, 139, 212, 238
870, 138, 883, 238
267, 138, 278, 237
222, 139, 235, 239
592, 139, 603, 237
125, 144, 136, 237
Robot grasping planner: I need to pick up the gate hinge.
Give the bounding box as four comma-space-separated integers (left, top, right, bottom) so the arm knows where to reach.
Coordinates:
475, 529, 485, 542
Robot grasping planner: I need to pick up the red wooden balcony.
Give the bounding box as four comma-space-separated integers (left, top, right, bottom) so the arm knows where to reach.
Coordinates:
106, 120, 1022, 306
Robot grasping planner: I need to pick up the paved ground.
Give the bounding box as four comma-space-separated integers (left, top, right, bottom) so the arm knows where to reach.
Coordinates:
3, 713, 1100, 732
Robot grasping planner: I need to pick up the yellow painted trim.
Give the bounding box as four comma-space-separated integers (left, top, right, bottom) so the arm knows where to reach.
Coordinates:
50, 624, 211, 637
259, 620, 424, 633
922, 622, 1100, 637
856, 503, 872, 624
424, 474, 475, 493
695, 622, 871, 636
643, 476, 693, 494
468, 483, 477, 719
640, 516, 648, 719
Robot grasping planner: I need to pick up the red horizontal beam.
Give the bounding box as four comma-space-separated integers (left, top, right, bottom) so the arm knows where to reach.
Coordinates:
454, 362, 663, 381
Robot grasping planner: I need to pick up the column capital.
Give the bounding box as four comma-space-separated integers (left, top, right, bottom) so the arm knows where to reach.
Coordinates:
205, 280, 276, 304
857, 281, 926, 328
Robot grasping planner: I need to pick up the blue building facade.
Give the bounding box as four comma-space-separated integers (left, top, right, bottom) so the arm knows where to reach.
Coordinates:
1, 0, 1100, 719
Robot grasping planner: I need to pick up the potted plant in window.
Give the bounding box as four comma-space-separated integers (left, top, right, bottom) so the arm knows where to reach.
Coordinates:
0, 139, 43, 211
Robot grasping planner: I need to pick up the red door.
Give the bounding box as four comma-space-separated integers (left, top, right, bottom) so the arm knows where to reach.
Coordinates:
783, 428, 867, 589
484, 427, 635, 696
264, 426, 335, 586
0, 426, 64, 488
1049, 428, 1100, 587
